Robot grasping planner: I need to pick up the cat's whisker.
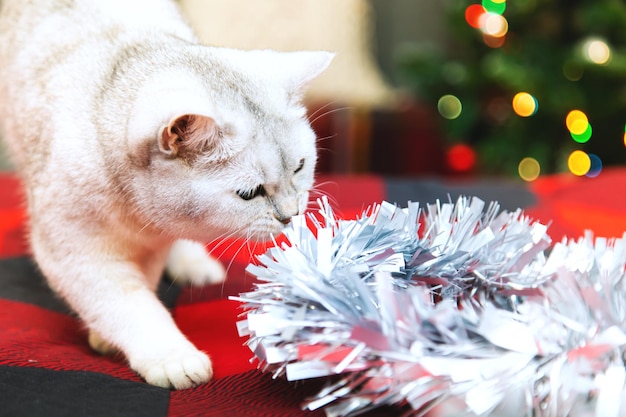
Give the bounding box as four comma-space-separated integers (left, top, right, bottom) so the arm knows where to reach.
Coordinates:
314, 144, 337, 165
307, 100, 338, 122
308, 106, 354, 125
165, 273, 181, 292
205, 230, 236, 253
233, 233, 253, 266
206, 236, 240, 262
309, 187, 339, 208
315, 134, 337, 144
206, 227, 243, 249
219, 239, 243, 295
210, 227, 249, 294
312, 180, 337, 189
208, 229, 249, 262
306, 189, 345, 218
219, 231, 257, 298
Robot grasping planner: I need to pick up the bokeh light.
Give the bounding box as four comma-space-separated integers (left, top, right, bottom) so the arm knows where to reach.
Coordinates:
438, 95, 463, 119
483, 34, 506, 48
447, 144, 477, 172
512, 92, 538, 117
570, 123, 592, 143
482, 0, 506, 15
566, 110, 590, 141
518, 157, 541, 182
465, 4, 486, 29
566, 110, 588, 130
465, 3, 508, 48
584, 39, 611, 65
482, 13, 508, 37
586, 153, 602, 178
569, 119, 588, 135
567, 150, 591, 176
566, 110, 588, 132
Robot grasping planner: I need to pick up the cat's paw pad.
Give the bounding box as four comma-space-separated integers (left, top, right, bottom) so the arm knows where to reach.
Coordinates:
167, 240, 226, 286
138, 349, 212, 390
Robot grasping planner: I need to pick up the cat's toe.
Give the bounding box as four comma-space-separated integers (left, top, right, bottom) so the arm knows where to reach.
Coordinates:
167, 240, 226, 286
139, 350, 213, 390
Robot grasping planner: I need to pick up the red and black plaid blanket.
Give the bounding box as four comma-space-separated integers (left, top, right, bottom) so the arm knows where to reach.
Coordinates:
1, 170, 625, 416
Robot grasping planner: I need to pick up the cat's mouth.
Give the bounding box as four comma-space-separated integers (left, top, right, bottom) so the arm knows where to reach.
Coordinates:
243, 220, 293, 242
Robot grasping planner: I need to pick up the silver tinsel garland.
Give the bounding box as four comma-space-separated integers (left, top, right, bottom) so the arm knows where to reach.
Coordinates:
231, 196, 626, 417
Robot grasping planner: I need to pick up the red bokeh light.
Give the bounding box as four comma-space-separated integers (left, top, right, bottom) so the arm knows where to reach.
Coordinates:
447, 144, 477, 172
465, 4, 486, 29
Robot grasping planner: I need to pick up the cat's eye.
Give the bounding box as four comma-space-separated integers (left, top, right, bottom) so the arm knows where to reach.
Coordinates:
294, 158, 305, 174
237, 184, 266, 201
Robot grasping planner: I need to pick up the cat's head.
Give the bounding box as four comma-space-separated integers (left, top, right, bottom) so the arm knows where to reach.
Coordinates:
125, 48, 333, 242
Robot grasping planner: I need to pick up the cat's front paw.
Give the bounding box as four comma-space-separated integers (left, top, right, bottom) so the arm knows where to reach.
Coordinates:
134, 348, 213, 390
167, 240, 226, 286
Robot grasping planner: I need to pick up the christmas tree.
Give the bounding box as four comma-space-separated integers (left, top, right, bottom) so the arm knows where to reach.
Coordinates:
397, 0, 626, 178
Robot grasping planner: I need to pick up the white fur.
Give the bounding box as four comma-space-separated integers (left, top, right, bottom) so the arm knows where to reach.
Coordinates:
0, 0, 332, 389
167, 240, 226, 286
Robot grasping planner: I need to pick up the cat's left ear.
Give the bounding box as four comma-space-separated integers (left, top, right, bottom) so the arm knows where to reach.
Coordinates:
274, 51, 334, 101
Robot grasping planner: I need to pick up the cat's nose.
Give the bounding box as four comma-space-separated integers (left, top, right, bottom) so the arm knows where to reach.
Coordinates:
274, 208, 298, 225
272, 199, 299, 225
275, 214, 293, 225
272, 198, 300, 225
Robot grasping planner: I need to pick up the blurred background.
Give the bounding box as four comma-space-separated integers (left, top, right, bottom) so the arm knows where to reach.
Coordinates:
2, 0, 625, 181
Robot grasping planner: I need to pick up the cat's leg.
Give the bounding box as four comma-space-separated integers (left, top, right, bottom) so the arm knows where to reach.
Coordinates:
88, 330, 119, 356
166, 239, 226, 286
33, 238, 212, 389
96, 278, 212, 389
81, 263, 212, 389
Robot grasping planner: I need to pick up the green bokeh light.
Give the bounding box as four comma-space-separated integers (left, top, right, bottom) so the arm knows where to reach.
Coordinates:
570, 123, 592, 143
482, 0, 506, 15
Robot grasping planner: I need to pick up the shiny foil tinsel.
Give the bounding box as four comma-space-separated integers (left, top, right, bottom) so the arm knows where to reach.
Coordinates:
231, 196, 626, 417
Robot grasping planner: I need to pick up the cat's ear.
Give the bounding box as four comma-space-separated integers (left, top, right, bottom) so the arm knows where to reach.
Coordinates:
212, 48, 333, 102
277, 51, 334, 101
280, 51, 335, 92
159, 114, 221, 158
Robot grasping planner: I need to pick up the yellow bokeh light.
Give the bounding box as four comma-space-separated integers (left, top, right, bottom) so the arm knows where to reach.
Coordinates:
438, 95, 463, 120
569, 119, 589, 135
491, 0, 506, 3
482, 13, 508, 38
512, 92, 538, 117
623, 132, 626, 147
568, 150, 591, 176
584, 39, 611, 65
566, 110, 588, 132
518, 157, 541, 182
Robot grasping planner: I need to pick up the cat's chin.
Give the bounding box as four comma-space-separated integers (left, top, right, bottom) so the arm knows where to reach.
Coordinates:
242, 224, 290, 242
173, 222, 287, 244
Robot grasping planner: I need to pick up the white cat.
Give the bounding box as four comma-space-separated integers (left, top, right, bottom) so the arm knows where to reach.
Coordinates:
0, 0, 332, 389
